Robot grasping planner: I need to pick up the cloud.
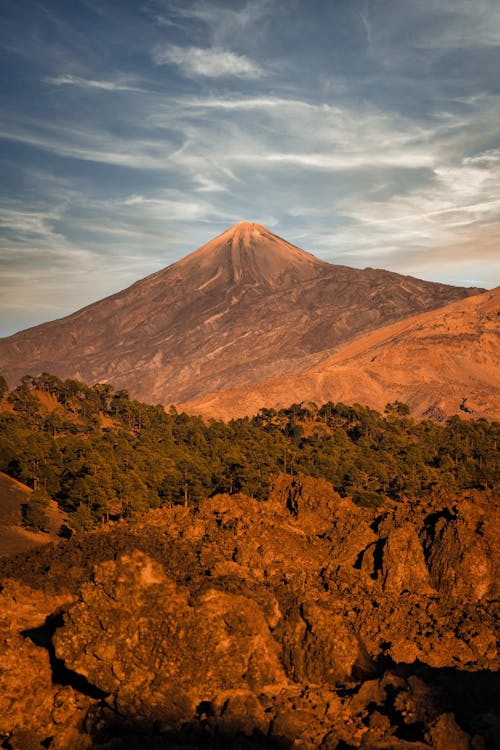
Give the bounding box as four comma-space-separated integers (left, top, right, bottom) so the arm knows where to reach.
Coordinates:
322, 144, 500, 283
3, 88, 482, 257
182, 95, 317, 111
152, 44, 264, 78
174, 0, 267, 31
361, 0, 500, 76
235, 151, 434, 170
116, 192, 219, 221
45, 74, 147, 93
424, 0, 500, 49
0, 201, 94, 266
0, 185, 229, 336
0, 117, 179, 170
0, 197, 108, 334
360, 10, 373, 49
192, 175, 228, 192
150, 94, 443, 176
152, 0, 271, 46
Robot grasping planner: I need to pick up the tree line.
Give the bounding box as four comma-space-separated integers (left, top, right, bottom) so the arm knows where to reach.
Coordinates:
0, 373, 497, 531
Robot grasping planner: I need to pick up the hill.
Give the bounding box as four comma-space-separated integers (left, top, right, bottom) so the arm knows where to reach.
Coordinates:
0, 222, 483, 405
0, 472, 66, 557
1, 375, 497, 531
179, 287, 500, 421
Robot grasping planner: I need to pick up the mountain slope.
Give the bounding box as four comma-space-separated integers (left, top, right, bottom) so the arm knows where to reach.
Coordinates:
179, 288, 500, 421
0, 472, 65, 557
0, 222, 483, 404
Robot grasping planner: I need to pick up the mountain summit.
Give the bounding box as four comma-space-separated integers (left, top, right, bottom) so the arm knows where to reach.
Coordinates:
0, 223, 483, 404
177, 222, 324, 286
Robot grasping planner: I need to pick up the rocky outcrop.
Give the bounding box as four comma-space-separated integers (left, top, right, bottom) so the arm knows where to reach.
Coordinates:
378, 523, 433, 595
0, 581, 91, 749
0, 476, 498, 748
54, 551, 287, 731
423, 497, 500, 603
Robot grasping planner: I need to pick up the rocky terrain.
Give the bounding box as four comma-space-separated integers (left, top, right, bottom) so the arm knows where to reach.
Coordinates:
180, 287, 500, 421
0, 222, 482, 407
1, 476, 498, 749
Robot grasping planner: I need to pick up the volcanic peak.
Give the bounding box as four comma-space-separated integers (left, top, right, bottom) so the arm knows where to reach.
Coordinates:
177, 221, 324, 285
227, 220, 265, 246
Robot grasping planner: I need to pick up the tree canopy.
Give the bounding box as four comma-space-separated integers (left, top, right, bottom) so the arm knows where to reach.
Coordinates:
0, 373, 497, 529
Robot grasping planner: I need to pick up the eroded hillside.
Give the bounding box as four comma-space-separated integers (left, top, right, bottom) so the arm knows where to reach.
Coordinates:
179, 287, 500, 422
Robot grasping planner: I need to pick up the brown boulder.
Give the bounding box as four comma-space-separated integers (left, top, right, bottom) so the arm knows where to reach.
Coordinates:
276, 600, 371, 686
269, 474, 347, 535
380, 523, 434, 595
424, 497, 499, 603
54, 551, 287, 729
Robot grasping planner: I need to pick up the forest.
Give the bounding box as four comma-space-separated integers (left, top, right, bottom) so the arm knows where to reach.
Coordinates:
0, 372, 497, 531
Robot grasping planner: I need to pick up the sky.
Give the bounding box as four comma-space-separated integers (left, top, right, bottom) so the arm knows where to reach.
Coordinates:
1, 0, 499, 336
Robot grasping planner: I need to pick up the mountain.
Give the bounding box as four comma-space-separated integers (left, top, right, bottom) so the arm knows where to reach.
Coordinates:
180, 287, 500, 421
0, 221, 483, 405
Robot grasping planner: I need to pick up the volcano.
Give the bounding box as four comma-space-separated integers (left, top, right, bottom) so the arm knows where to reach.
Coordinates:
0, 222, 483, 404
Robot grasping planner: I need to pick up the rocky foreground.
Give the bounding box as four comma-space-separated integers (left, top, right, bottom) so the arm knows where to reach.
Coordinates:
1, 476, 498, 749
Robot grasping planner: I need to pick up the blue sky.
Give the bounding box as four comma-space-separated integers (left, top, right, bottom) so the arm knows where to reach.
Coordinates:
1, 0, 499, 336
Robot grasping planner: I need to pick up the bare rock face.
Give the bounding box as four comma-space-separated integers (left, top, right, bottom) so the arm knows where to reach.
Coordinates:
269, 474, 352, 535
0, 222, 482, 407
54, 551, 287, 731
276, 600, 367, 685
0, 630, 54, 745
1, 477, 499, 748
379, 523, 434, 595
423, 497, 500, 603
0, 581, 91, 749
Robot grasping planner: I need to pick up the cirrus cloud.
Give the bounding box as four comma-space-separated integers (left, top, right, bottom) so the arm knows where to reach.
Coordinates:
152, 44, 264, 79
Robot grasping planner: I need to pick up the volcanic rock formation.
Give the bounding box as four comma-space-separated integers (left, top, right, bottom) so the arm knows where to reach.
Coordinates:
0, 476, 498, 748
0, 222, 482, 405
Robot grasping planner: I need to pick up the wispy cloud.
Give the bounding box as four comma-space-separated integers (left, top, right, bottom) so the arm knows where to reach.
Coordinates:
423, 0, 500, 49
173, 0, 268, 31
0, 197, 106, 333
45, 74, 147, 93
0, 116, 179, 170
323, 144, 500, 284
152, 44, 264, 78
152, 0, 271, 46
182, 95, 316, 111
236, 151, 434, 170
0, 183, 230, 335
3, 94, 438, 175
362, 0, 500, 75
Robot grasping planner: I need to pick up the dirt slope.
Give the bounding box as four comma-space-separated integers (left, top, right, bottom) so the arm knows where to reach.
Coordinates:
179, 288, 500, 421
0, 472, 65, 557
